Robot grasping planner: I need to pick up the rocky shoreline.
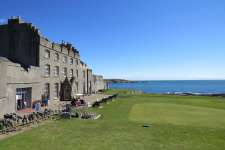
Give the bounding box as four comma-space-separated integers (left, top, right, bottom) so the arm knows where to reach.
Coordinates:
165, 92, 225, 97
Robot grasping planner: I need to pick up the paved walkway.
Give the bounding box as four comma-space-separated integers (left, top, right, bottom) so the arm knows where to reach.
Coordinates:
83, 94, 112, 107
16, 108, 34, 116
47, 94, 112, 110
48, 100, 70, 111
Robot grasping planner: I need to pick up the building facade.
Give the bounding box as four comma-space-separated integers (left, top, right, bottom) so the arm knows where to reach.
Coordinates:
0, 17, 106, 116
92, 75, 107, 93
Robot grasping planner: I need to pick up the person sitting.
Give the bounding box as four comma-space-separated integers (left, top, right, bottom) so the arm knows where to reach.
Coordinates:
76, 100, 81, 107
71, 98, 77, 106
80, 99, 85, 105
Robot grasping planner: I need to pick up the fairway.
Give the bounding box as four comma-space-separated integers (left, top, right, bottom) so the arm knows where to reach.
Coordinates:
130, 103, 225, 128
1, 91, 225, 150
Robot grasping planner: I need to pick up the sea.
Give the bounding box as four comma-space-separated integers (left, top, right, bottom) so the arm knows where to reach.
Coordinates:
109, 80, 225, 94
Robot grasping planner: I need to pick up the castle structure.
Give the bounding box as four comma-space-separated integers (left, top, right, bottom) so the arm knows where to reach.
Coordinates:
0, 17, 106, 116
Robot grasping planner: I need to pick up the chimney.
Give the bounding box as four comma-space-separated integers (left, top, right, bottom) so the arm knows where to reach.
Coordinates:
8, 16, 23, 24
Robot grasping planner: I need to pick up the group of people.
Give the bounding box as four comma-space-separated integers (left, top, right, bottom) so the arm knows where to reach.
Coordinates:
19, 94, 88, 112
71, 97, 87, 107
32, 95, 49, 112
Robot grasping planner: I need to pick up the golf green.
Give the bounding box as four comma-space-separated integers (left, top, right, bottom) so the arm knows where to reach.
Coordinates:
130, 103, 225, 128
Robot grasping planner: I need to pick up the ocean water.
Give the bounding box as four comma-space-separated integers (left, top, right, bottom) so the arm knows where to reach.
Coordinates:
109, 80, 225, 94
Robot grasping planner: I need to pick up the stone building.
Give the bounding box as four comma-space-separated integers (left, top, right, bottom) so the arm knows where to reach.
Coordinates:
0, 57, 42, 116
0, 17, 106, 116
92, 75, 107, 93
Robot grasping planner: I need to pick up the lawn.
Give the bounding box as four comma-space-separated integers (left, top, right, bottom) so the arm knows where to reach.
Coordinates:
130, 103, 225, 128
1, 90, 225, 150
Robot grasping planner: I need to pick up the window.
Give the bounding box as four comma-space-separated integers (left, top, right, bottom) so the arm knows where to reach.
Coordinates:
63, 67, 67, 77
70, 58, 73, 65
54, 83, 59, 99
45, 50, 50, 58
76, 82, 79, 92
83, 70, 86, 79
44, 64, 50, 77
63, 56, 67, 63
76, 59, 79, 65
44, 83, 50, 99
70, 69, 73, 77
76, 69, 79, 78
54, 53, 59, 61
54, 66, 59, 77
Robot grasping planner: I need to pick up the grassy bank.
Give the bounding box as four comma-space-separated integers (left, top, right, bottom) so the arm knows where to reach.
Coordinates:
1, 90, 225, 150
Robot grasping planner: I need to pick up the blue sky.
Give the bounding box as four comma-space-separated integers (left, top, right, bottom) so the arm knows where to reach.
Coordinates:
1, 0, 225, 80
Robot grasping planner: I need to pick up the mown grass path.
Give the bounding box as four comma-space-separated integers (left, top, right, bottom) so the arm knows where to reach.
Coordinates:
1, 90, 225, 150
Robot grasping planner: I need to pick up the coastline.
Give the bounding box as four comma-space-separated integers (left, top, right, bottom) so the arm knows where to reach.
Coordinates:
109, 80, 225, 96
164, 92, 225, 97
109, 88, 225, 97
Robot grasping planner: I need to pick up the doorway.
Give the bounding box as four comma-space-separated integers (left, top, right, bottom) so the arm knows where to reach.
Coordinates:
16, 88, 32, 110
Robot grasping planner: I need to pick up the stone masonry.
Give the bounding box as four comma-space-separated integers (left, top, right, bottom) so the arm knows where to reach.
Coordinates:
0, 17, 106, 116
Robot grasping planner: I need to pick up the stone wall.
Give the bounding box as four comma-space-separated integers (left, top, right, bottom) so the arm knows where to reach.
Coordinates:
93, 75, 106, 92
87, 69, 93, 94
0, 57, 41, 116
0, 58, 8, 117
39, 37, 87, 100
0, 18, 39, 68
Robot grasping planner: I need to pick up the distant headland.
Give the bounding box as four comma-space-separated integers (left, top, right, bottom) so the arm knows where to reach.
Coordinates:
104, 79, 136, 83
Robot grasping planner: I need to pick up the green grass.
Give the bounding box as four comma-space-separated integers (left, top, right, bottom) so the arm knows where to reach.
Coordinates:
1, 90, 225, 150
130, 103, 225, 128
